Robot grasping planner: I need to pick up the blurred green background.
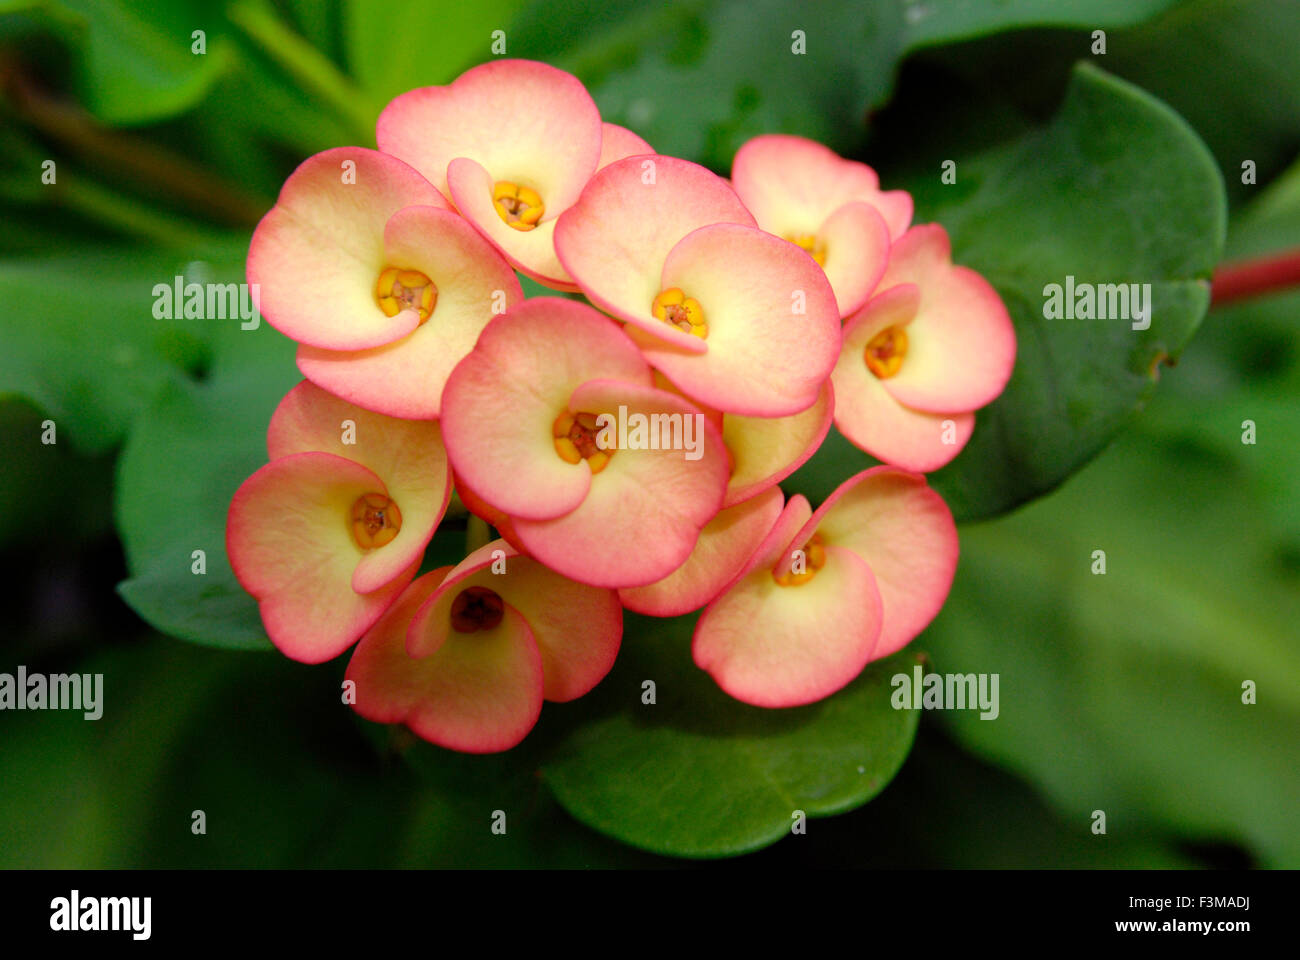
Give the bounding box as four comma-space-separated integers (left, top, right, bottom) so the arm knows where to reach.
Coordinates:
0, 0, 1296, 867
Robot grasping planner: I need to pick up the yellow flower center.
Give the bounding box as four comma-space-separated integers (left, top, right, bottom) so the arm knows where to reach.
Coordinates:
786, 233, 826, 267
351, 493, 402, 549
493, 181, 545, 231
652, 287, 707, 339
773, 534, 826, 587
450, 586, 505, 633
552, 411, 614, 474
376, 267, 436, 322
864, 325, 908, 379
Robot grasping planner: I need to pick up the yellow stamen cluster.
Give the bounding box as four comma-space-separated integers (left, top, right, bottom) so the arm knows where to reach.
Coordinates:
773, 534, 826, 587
787, 233, 827, 267
351, 493, 402, 549
376, 267, 436, 322
450, 586, 505, 633
493, 181, 544, 231
652, 287, 707, 339
552, 410, 614, 474
864, 325, 909, 379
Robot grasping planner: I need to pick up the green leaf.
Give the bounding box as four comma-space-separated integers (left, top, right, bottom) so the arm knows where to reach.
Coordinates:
507, 0, 1182, 169
0, 635, 656, 868
2, 0, 232, 125
1105, 0, 1300, 207
898, 0, 1183, 46
171, 43, 360, 191
888, 187, 1300, 861
380, 725, 670, 868
789, 64, 1226, 519
116, 562, 270, 651
809, 728, 1200, 868
282, 0, 342, 64
540, 612, 920, 858
0, 398, 114, 548
0, 244, 240, 454
227, 0, 378, 142
1136, 158, 1300, 547
921, 424, 1300, 867
344, 0, 528, 105
114, 259, 299, 650
877, 0, 1300, 209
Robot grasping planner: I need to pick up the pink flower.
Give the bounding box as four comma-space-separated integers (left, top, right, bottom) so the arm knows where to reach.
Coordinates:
249, 147, 447, 351
832, 224, 1016, 472
226, 381, 451, 663
832, 219, 1013, 470
345, 540, 622, 753
555, 155, 842, 416
693, 467, 957, 707
670, 376, 834, 508
248, 147, 522, 419
619, 486, 784, 617
732, 134, 909, 317
440, 297, 729, 588
613, 379, 832, 617
377, 60, 604, 290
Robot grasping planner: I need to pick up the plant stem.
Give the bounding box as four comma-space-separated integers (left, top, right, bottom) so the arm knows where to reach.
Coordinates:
0, 56, 271, 227
1211, 246, 1300, 305
58, 177, 227, 249
227, 0, 378, 144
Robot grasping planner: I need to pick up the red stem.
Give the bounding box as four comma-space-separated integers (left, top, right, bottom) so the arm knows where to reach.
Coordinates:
1211, 246, 1300, 305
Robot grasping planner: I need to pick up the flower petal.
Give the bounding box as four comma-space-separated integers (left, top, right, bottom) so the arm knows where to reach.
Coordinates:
817, 201, 891, 317
873, 224, 1016, 413
376, 59, 602, 212
554, 154, 755, 354
409, 541, 622, 702
227, 451, 418, 663
447, 156, 577, 289
597, 122, 653, 169
346, 570, 544, 754
248, 147, 449, 352
441, 298, 652, 521
738, 492, 812, 581
296, 205, 524, 418
832, 283, 974, 471
731, 133, 912, 240
619, 485, 783, 616
813, 466, 958, 659
693, 542, 883, 708
513, 378, 729, 588
266, 381, 450, 593
634, 222, 840, 416
723, 379, 834, 507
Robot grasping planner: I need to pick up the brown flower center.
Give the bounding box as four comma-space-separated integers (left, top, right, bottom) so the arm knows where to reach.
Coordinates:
652, 287, 707, 339
864, 325, 908, 379
450, 586, 505, 633
552, 410, 615, 474
350, 493, 402, 549
376, 267, 436, 323
492, 181, 544, 231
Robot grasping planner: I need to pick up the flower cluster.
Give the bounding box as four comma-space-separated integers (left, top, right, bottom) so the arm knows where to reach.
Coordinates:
228, 59, 1015, 752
